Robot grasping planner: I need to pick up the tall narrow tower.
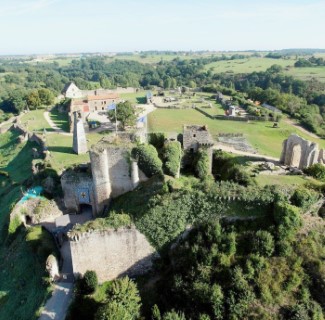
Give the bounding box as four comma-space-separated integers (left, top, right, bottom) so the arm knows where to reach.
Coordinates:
73, 112, 88, 154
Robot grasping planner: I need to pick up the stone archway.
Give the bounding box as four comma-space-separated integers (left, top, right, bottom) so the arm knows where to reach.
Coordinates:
291, 144, 302, 168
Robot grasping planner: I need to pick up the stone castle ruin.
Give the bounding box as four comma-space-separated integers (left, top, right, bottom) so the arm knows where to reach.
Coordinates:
62, 132, 148, 215
280, 134, 325, 169
65, 227, 157, 282
72, 112, 88, 154
183, 124, 214, 171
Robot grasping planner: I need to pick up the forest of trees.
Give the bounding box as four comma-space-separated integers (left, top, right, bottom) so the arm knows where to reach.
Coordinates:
1, 55, 325, 134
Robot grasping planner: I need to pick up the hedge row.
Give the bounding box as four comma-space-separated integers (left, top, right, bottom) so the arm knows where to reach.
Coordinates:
163, 141, 182, 177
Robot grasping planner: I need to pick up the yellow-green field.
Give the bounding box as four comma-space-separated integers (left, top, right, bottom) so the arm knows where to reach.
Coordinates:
148, 108, 325, 158
205, 57, 296, 74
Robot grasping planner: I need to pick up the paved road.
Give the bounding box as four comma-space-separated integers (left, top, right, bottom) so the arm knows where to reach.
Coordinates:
39, 282, 74, 320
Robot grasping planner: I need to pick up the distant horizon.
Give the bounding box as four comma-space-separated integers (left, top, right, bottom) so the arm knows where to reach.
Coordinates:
1, 48, 325, 57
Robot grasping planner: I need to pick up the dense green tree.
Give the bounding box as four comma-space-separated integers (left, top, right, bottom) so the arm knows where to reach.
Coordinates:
78, 270, 98, 295
108, 101, 136, 130
38, 88, 55, 105
252, 230, 274, 257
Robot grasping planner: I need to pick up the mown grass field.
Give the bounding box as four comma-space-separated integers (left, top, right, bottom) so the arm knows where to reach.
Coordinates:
20, 109, 53, 133
256, 174, 322, 187
204, 56, 325, 83
205, 57, 296, 74
148, 108, 325, 158
46, 132, 104, 172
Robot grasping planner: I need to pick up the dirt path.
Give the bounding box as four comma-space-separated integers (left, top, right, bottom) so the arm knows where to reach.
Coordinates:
43, 112, 72, 136
284, 118, 320, 139
214, 144, 279, 162
39, 282, 73, 320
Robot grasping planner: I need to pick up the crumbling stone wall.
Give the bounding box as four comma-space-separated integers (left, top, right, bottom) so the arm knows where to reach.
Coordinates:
68, 227, 157, 282
280, 134, 324, 169
61, 172, 95, 214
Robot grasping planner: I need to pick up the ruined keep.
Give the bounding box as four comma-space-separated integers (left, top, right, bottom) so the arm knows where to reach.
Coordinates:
62, 133, 148, 215
72, 112, 88, 154
65, 226, 157, 283
183, 124, 214, 172
280, 134, 325, 169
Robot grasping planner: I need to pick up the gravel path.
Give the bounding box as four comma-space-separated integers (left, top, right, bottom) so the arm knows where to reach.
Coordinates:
43, 112, 72, 136
214, 143, 279, 162
284, 118, 320, 139
39, 282, 74, 320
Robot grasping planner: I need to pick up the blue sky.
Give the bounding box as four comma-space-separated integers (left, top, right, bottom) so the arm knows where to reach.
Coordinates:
0, 0, 324, 54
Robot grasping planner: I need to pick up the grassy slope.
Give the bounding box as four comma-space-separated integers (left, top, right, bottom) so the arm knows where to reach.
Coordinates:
20, 109, 53, 133
148, 108, 325, 158
204, 56, 325, 83
0, 131, 54, 320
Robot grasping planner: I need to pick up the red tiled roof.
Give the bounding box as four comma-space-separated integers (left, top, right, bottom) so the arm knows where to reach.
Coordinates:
87, 93, 119, 101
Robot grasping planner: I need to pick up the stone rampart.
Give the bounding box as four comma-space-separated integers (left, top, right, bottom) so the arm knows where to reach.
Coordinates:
68, 226, 156, 282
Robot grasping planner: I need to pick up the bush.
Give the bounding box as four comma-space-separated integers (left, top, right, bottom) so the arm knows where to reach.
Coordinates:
304, 163, 325, 181
132, 144, 163, 177
291, 187, 320, 210
163, 141, 182, 177
195, 148, 211, 179
78, 270, 98, 295
95, 277, 141, 320
148, 133, 166, 150
252, 230, 274, 257
274, 201, 302, 239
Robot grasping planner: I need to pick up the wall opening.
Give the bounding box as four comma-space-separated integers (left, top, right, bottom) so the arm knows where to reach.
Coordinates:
79, 203, 93, 214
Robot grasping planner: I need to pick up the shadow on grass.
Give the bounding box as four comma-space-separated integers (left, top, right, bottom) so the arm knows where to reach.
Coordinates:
47, 146, 75, 154
50, 108, 70, 132
136, 97, 146, 104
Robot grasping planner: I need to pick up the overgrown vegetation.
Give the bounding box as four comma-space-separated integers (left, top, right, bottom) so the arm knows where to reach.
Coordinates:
131, 144, 163, 178
162, 141, 182, 177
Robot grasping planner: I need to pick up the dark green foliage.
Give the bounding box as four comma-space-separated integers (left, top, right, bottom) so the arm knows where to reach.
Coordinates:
95, 277, 141, 320
212, 151, 255, 186
274, 201, 302, 239
291, 187, 320, 210
194, 148, 211, 179
78, 270, 98, 295
304, 164, 325, 181
148, 133, 166, 150
163, 141, 182, 177
132, 144, 163, 177
252, 230, 274, 257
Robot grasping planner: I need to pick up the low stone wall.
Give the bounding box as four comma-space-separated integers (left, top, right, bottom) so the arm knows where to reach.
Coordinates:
68, 226, 157, 282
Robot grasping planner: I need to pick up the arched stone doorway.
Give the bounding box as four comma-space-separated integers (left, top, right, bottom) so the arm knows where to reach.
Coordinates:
291, 144, 302, 168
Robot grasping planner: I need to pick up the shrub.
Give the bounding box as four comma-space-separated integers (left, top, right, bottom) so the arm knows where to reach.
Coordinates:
252, 230, 274, 257
291, 187, 320, 210
274, 201, 302, 239
78, 270, 98, 295
163, 141, 182, 177
148, 133, 166, 150
304, 163, 325, 181
195, 148, 211, 179
132, 144, 163, 177
95, 277, 141, 320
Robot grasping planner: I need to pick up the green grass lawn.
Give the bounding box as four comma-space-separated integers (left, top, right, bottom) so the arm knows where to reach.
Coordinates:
120, 91, 147, 104
256, 174, 321, 187
46, 132, 105, 172
148, 108, 325, 158
286, 66, 325, 82
49, 107, 70, 132
20, 109, 53, 133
